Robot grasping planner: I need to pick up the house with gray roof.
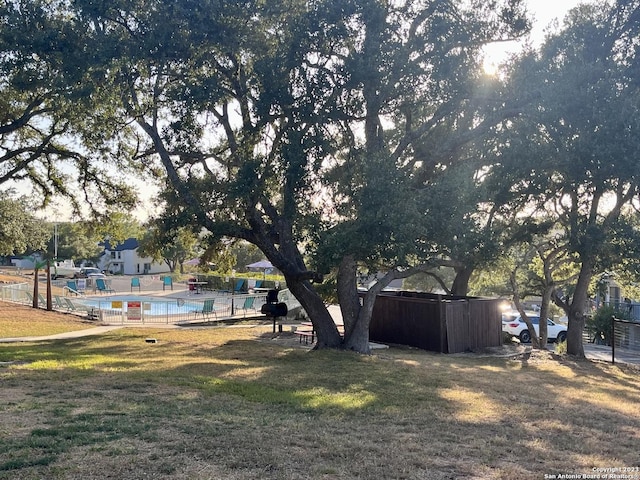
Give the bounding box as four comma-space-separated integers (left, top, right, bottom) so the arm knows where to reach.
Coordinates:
98, 238, 170, 276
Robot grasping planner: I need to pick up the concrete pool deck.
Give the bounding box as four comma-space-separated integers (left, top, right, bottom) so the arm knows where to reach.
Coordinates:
1, 326, 637, 365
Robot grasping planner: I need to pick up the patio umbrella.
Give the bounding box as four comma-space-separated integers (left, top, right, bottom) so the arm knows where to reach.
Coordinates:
246, 260, 274, 279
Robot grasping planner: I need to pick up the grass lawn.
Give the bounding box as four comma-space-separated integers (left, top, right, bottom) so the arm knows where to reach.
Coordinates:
0, 302, 97, 338
1, 301, 639, 479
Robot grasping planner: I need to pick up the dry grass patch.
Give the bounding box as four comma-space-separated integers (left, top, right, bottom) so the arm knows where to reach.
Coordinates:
0, 301, 96, 338
0, 313, 639, 479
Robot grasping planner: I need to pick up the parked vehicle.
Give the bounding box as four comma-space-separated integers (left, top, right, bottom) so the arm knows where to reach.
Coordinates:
501, 310, 522, 325
502, 315, 567, 343
74, 267, 105, 279
52, 260, 81, 279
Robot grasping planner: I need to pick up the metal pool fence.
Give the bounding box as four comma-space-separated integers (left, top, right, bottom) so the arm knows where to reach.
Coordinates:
84, 293, 268, 325
0, 282, 30, 303
0, 282, 268, 325
611, 317, 640, 365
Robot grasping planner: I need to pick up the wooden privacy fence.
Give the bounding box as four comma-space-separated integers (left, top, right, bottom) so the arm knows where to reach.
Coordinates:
368, 291, 503, 353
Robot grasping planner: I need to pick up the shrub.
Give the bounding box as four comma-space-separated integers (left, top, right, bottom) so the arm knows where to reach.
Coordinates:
586, 305, 631, 345
502, 331, 514, 345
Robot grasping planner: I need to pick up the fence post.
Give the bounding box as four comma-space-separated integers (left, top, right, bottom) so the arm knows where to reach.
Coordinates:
611, 315, 615, 365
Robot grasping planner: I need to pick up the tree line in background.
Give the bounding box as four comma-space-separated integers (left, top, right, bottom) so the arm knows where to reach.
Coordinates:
1, 0, 640, 355
0, 200, 266, 275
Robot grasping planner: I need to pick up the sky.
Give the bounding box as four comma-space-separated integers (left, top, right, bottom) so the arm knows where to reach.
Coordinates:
527, 0, 584, 37
483, 0, 587, 71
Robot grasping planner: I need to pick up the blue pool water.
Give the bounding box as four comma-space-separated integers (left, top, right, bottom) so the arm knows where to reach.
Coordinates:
80, 295, 209, 316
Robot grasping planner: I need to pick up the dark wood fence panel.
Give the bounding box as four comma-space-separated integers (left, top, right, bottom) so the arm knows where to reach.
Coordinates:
469, 300, 502, 350
369, 294, 446, 352
368, 292, 502, 353
446, 302, 469, 353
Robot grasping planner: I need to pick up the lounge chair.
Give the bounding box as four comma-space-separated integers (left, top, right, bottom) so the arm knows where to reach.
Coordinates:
63, 297, 81, 312
131, 277, 141, 292
60, 296, 81, 312
25, 292, 44, 308
95, 278, 115, 294
63, 297, 98, 319
233, 279, 246, 293
54, 295, 67, 310
238, 296, 257, 317
66, 280, 84, 296
162, 276, 173, 291
194, 299, 216, 320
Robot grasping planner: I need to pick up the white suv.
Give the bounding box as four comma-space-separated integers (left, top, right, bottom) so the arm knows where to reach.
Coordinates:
502, 315, 567, 343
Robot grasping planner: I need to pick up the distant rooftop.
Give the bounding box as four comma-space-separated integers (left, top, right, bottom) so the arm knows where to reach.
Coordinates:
100, 238, 139, 251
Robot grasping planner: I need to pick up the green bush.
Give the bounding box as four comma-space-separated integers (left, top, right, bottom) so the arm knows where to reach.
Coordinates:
502, 331, 515, 345
586, 305, 631, 345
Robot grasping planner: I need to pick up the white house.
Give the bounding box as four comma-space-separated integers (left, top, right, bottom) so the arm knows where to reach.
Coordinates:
98, 238, 170, 276
10, 254, 44, 269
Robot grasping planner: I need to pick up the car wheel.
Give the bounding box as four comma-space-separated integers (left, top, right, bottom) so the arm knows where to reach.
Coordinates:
519, 330, 531, 343
556, 331, 567, 343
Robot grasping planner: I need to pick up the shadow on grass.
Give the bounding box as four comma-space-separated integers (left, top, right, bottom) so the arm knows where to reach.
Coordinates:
1, 328, 639, 478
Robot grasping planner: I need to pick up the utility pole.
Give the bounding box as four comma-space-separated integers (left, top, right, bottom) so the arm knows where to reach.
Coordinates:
54, 223, 58, 259
46, 260, 52, 311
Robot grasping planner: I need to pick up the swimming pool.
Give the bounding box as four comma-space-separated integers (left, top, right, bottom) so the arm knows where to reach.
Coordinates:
78, 293, 263, 324
81, 295, 203, 316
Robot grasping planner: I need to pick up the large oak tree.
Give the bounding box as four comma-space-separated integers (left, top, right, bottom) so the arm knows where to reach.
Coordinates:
0, 1, 141, 214
2, 0, 530, 352
0, 191, 50, 256
491, 0, 640, 356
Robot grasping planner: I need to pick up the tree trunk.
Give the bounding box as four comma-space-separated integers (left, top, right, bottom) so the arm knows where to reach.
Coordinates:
343, 287, 380, 353
343, 310, 372, 353
451, 266, 474, 296
538, 285, 553, 346
566, 304, 586, 357
516, 307, 541, 349
46, 261, 53, 311
337, 256, 372, 354
285, 276, 342, 349
336, 256, 418, 354
565, 261, 592, 357
510, 270, 541, 348
537, 246, 558, 347
32, 267, 39, 309
337, 256, 360, 337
